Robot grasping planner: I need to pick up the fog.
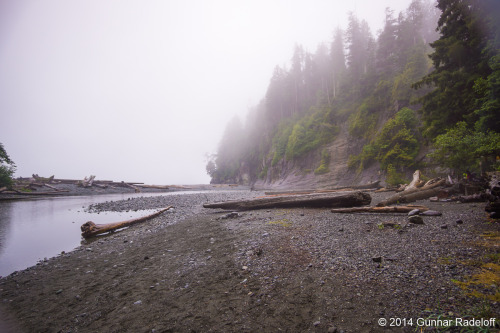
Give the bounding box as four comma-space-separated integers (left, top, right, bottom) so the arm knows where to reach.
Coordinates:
0, 0, 413, 184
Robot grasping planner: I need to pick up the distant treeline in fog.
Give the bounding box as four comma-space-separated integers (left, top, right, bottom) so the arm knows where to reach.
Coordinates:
207, 0, 500, 185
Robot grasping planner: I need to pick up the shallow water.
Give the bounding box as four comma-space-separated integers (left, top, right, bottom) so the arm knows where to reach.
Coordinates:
0, 192, 184, 277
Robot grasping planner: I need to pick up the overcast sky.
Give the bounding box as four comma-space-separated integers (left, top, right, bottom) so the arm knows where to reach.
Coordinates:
0, 0, 416, 184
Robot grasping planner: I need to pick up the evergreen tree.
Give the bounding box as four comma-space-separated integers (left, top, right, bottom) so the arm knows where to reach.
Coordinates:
414, 0, 494, 136
330, 28, 346, 101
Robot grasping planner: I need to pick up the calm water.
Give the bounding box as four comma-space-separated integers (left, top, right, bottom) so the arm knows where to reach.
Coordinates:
0, 192, 177, 277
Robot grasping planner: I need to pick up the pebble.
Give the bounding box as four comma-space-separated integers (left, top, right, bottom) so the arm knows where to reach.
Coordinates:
408, 215, 424, 224
421, 210, 442, 216
408, 209, 420, 216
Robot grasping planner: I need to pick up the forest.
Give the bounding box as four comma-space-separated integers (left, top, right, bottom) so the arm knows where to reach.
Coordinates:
207, 0, 500, 187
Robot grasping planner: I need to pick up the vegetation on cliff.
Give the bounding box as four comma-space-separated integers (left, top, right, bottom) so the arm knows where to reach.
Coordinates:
0, 142, 16, 188
208, 0, 500, 185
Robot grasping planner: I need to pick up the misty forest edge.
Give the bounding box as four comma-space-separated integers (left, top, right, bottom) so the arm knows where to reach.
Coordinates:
206, 0, 500, 188
1, 0, 500, 190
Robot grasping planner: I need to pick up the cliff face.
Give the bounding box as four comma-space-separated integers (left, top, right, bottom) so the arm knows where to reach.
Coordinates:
250, 123, 383, 190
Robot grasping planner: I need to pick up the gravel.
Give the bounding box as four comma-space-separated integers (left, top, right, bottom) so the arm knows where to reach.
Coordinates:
0, 189, 498, 333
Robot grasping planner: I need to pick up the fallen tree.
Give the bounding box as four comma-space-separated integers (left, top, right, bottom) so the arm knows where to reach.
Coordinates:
331, 205, 429, 214
377, 178, 446, 207
203, 191, 372, 211
136, 185, 170, 190
2, 189, 69, 196
81, 206, 173, 238
264, 181, 381, 196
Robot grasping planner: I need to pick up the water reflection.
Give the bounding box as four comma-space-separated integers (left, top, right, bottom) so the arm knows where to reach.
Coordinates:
0, 192, 176, 277
0, 202, 14, 254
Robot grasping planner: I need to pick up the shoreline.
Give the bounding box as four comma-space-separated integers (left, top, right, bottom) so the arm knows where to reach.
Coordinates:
0, 190, 498, 332
0, 182, 249, 201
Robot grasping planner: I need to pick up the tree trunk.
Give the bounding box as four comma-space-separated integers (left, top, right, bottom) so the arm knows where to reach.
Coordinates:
203, 191, 372, 211
264, 181, 381, 196
81, 206, 173, 238
331, 205, 429, 214
405, 170, 422, 191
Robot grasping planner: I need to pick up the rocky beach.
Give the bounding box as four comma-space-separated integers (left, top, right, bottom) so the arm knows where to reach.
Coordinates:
0, 189, 499, 332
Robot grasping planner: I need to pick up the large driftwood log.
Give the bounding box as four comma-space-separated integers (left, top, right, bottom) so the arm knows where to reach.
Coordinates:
331, 205, 429, 214
136, 185, 170, 190
81, 206, 173, 238
264, 181, 381, 196
377, 178, 445, 207
203, 191, 372, 211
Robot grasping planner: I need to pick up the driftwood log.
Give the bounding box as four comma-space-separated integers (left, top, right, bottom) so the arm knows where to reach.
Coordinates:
331, 205, 429, 214
81, 206, 173, 238
136, 185, 170, 190
203, 191, 372, 211
377, 178, 446, 207
264, 181, 381, 196
78, 175, 96, 187
2, 189, 69, 195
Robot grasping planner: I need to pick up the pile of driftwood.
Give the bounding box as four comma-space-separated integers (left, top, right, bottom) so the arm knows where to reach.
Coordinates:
376, 171, 446, 207
0, 174, 70, 196
0, 174, 150, 195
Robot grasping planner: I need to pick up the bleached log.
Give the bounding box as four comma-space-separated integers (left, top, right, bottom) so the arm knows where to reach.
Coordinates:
405, 170, 422, 191
377, 178, 445, 207
78, 175, 96, 187
43, 183, 59, 191
203, 191, 372, 211
81, 206, 173, 238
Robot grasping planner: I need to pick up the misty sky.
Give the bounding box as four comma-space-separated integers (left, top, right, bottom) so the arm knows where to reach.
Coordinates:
0, 0, 414, 184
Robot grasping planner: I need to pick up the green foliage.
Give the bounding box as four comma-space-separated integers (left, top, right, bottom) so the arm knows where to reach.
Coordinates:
285, 108, 339, 160
269, 107, 339, 165
271, 122, 293, 166
474, 55, 500, 132
428, 121, 500, 174
386, 164, 407, 187
350, 107, 420, 172
348, 97, 381, 139
391, 42, 431, 106
0, 143, 15, 188
258, 166, 268, 179
314, 149, 330, 175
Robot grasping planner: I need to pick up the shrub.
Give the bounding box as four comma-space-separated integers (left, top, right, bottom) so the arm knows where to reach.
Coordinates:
314, 150, 330, 175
